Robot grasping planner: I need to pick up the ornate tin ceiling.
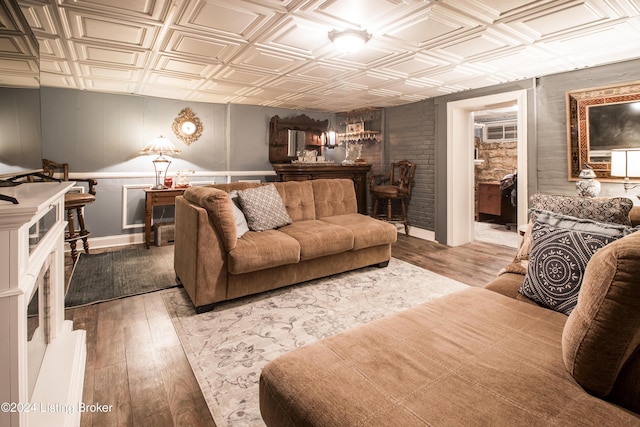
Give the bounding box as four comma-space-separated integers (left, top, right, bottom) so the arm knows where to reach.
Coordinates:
6, 0, 640, 112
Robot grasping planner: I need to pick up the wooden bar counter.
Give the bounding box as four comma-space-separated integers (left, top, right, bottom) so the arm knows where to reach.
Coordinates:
273, 163, 371, 215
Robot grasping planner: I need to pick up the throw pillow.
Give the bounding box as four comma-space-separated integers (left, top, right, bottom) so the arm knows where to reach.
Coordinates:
519, 210, 634, 315
229, 190, 249, 238
530, 194, 633, 226
237, 184, 292, 232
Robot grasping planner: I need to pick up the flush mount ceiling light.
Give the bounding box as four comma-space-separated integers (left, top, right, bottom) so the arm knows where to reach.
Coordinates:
328, 29, 371, 53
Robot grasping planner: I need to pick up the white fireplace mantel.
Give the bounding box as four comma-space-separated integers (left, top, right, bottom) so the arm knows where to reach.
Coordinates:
0, 182, 86, 427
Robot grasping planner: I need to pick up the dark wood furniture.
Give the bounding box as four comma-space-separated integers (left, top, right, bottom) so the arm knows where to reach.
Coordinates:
42, 159, 98, 261
477, 181, 516, 225
269, 114, 328, 163
144, 188, 185, 249
370, 160, 416, 235
272, 163, 371, 215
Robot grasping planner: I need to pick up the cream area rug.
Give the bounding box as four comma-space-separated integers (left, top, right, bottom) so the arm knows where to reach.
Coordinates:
163, 258, 468, 427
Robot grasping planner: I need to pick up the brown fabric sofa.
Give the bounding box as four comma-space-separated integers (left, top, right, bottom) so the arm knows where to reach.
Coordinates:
174, 179, 397, 313
259, 200, 640, 425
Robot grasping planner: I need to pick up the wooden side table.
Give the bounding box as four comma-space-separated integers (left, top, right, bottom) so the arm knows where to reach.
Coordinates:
144, 188, 185, 249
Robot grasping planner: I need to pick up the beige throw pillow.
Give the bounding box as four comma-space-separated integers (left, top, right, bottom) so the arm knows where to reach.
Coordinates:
237, 184, 292, 232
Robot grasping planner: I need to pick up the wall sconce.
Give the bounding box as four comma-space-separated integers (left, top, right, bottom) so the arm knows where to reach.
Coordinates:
328, 29, 370, 53
140, 136, 182, 189
324, 124, 337, 149
610, 148, 640, 192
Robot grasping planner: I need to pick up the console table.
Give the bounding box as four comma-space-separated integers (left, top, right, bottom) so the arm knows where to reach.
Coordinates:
272, 163, 371, 215
144, 188, 185, 249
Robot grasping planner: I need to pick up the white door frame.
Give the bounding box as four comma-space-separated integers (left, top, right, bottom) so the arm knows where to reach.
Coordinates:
446, 90, 528, 247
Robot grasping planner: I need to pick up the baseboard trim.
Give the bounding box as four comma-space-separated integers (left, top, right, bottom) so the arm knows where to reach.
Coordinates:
397, 225, 436, 242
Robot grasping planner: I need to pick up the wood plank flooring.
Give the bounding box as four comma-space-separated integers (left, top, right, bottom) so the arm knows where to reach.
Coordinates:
65, 234, 517, 426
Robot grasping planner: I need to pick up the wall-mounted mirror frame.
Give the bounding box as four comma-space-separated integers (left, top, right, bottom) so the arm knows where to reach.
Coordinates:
567, 81, 640, 181
269, 114, 328, 164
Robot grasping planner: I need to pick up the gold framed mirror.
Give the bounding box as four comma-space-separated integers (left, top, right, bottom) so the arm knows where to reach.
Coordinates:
567, 82, 640, 181
172, 107, 203, 145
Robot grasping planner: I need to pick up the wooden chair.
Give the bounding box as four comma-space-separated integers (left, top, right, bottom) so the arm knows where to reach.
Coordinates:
370, 160, 416, 235
42, 159, 98, 262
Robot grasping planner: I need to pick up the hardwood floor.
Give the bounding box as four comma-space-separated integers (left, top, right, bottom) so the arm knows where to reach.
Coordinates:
66, 235, 516, 426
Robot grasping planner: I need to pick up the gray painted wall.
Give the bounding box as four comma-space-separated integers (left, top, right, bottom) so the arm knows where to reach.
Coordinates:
536, 59, 640, 196
39, 88, 330, 239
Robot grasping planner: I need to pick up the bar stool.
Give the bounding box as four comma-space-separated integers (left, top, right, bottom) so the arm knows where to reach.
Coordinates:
42, 159, 98, 261
370, 160, 416, 235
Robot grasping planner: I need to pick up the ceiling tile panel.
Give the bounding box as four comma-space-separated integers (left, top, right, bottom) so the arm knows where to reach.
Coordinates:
179, 0, 272, 39
518, 3, 609, 37
66, 10, 158, 48
75, 44, 147, 67
231, 46, 304, 73
0, 56, 36, 73
79, 63, 140, 80
83, 77, 137, 92
216, 66, 275, 86
60, 0, 160, 17
38, 73, 78, 88
265, 17, 331, 55
18, 2, 57, 35
312, 0, 405, 29
0, 36, 24, 55
155, 56, 212, 76
145, 70, 204, 88
40, 58, 72, 74
385, 9, 468, 47
164, 30, 241, 62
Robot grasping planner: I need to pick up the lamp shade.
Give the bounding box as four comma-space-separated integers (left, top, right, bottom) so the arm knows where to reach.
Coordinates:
610, 148, 640, 177
139, 135, 182, 156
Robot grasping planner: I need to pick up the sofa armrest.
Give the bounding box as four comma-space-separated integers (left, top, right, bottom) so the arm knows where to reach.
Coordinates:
175, 196, 229, 310
630, 206, 640, 227
484, 272, 539, 306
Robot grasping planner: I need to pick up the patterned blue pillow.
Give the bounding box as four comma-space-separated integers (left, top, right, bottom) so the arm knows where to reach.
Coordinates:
519, 210, 634, 315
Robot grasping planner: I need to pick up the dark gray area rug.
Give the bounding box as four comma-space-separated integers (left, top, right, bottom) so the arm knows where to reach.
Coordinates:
65, 245, 178, 308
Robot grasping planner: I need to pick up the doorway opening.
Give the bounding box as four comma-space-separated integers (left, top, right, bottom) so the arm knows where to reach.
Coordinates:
446, 90, 528, 247
473, 105, 519, 248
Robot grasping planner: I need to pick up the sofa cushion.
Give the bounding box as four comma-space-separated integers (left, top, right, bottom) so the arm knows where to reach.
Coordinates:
520, 210, 633, 315
228, 230, 300, 274
530, 194, 633, 226
278, 220, 354, 261
260, 287, 640, 426
183, 186, 238, 251
237, 184, 292, 231
312, 179, 358, 218
272, 181, 316, 222
562, 230, 640, 397
320, 214, 397, 250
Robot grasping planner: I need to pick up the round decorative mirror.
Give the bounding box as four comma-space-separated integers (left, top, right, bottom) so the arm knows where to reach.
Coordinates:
172, 107, 203, 145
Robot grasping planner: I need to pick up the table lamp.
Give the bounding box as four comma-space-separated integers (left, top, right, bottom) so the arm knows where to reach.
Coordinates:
610, 148, 640, 194
140, 136, 182, 189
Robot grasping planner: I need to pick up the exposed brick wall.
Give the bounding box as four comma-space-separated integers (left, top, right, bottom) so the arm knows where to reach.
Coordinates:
384, 99, 436, 230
